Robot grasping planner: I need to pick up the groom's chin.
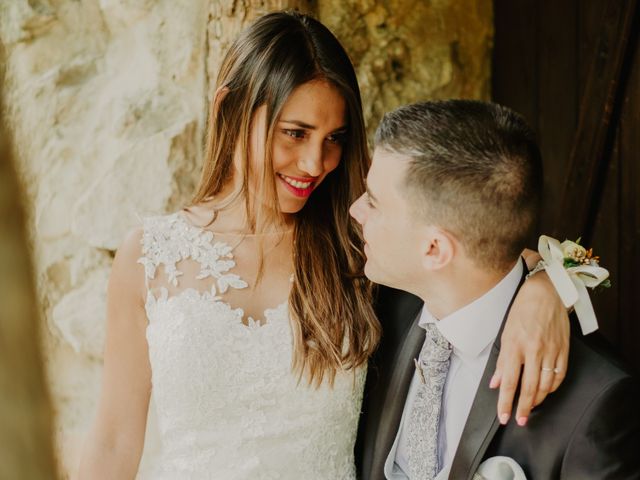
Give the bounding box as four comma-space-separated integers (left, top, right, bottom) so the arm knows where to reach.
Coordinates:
363, 262, 386, 287
364, 264, 405, 292
363, 262, 376, 283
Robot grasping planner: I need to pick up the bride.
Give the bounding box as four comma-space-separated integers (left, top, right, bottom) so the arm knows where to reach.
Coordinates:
77, 11, 568, 479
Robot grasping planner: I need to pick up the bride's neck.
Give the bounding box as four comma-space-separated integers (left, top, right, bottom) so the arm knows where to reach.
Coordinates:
190, 190, 294, 235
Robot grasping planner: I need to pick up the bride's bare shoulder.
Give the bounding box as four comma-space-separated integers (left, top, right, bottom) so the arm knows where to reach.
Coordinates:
108, 226, 146, 303
115, 226, 145, 266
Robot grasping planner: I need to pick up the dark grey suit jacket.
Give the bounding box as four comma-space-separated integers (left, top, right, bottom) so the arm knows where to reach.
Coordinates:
356, 271, 640, 479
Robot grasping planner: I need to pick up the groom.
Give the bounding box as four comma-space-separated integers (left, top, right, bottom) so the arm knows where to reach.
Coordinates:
351, 100, 640, 479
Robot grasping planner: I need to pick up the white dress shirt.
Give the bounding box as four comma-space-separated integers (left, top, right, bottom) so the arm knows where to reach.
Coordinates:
384, 261, 524, 479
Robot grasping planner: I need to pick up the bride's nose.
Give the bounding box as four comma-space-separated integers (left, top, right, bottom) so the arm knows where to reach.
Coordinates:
297, 143, 324, 177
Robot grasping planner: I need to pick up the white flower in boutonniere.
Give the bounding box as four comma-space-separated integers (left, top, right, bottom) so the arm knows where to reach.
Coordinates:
528, 235, 611, 335
561, 239, 588, 264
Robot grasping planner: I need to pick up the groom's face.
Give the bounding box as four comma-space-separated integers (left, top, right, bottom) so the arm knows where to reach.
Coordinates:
349, 148, 425, 290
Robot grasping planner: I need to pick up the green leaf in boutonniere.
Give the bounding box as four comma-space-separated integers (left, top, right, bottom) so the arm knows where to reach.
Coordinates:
563, 258, 581, 268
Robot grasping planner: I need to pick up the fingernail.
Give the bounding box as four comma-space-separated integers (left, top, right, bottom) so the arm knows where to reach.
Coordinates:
499, 413, 509, 425
517, 416, 528, 427
489, 375, 499, 389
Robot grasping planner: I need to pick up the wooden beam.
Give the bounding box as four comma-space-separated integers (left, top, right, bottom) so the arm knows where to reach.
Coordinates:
618, 31, 640, 373
553, 0, 638, 241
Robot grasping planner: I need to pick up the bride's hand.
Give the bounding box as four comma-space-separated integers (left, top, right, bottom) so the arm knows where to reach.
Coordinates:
490, 250, 570, 427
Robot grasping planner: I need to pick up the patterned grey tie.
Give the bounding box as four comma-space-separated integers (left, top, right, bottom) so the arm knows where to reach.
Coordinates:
407, 322, 452, 479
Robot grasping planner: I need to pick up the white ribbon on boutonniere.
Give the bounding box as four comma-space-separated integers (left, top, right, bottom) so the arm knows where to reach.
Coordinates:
472, 456, 527, 480
535, 235, 610, 335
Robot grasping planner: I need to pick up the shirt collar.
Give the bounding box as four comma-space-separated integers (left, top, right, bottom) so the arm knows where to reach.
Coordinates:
418, 260, 524, 360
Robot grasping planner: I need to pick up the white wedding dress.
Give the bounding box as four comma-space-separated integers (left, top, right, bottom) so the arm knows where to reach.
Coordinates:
134, 212, 365, 480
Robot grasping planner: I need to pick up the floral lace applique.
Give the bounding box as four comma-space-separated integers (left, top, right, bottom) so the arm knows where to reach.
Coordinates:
137, 212, 248, 292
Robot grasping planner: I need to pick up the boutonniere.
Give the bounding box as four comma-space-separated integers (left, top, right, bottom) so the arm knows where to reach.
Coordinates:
560, 238, 611, 289
527, 235, 610, 335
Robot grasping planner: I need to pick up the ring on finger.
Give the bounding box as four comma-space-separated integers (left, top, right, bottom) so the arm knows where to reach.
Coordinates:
541, 366, 554, 372
553, 367, 562, 374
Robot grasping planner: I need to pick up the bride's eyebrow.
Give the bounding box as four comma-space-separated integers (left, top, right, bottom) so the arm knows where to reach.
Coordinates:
280, 119, 348, 132
280, 119, 315, 129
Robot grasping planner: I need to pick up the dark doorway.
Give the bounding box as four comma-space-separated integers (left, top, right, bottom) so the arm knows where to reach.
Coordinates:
493, 0, 640, 372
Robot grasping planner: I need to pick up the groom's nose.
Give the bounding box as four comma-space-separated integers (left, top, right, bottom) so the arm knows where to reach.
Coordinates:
349, 194, 366, 225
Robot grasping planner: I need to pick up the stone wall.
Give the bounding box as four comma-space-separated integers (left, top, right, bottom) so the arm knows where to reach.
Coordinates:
0, 0, 491, 476
320, 0, 492, 137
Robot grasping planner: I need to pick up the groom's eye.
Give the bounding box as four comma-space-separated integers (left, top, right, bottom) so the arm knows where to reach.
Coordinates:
365, 193, 375, 208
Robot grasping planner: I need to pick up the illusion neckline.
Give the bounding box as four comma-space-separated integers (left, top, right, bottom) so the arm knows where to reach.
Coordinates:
177, 210, 294, 237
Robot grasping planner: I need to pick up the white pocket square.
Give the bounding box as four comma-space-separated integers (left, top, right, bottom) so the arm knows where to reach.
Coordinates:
472, 456, 527, 480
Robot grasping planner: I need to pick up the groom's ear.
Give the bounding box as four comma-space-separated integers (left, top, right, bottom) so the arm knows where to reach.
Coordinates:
421, 226, 455, 271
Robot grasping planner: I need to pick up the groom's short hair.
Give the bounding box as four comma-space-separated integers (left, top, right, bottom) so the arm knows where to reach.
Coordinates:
375, 100, 543, 271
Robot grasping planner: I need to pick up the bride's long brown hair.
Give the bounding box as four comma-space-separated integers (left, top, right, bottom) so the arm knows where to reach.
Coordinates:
192, 11, 380, 385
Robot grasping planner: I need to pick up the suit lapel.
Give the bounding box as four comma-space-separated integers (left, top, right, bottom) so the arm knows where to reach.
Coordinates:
371, 310, 425, 475
449, 259, 528, 480
448, 344, 502, 479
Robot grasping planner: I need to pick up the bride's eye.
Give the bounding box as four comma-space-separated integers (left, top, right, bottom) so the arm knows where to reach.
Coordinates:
326, 132, 347, 145
282, 129, 306, 139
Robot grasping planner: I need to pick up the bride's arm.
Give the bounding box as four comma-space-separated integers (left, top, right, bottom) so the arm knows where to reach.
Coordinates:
491, 248, 570, 426
75, 229, 151, 479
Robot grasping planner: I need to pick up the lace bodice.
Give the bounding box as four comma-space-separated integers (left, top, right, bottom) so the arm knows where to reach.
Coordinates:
135, 213, 366, 479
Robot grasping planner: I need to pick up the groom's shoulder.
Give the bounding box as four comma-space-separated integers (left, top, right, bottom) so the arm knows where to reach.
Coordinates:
488, 326, 640, 478
370, 287, 423, 365
373, 286, 423, 328
562, 323, 639, 411
570, 324, 636, 385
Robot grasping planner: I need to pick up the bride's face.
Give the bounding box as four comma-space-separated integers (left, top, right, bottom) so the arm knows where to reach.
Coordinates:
247, 79, 347, 214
